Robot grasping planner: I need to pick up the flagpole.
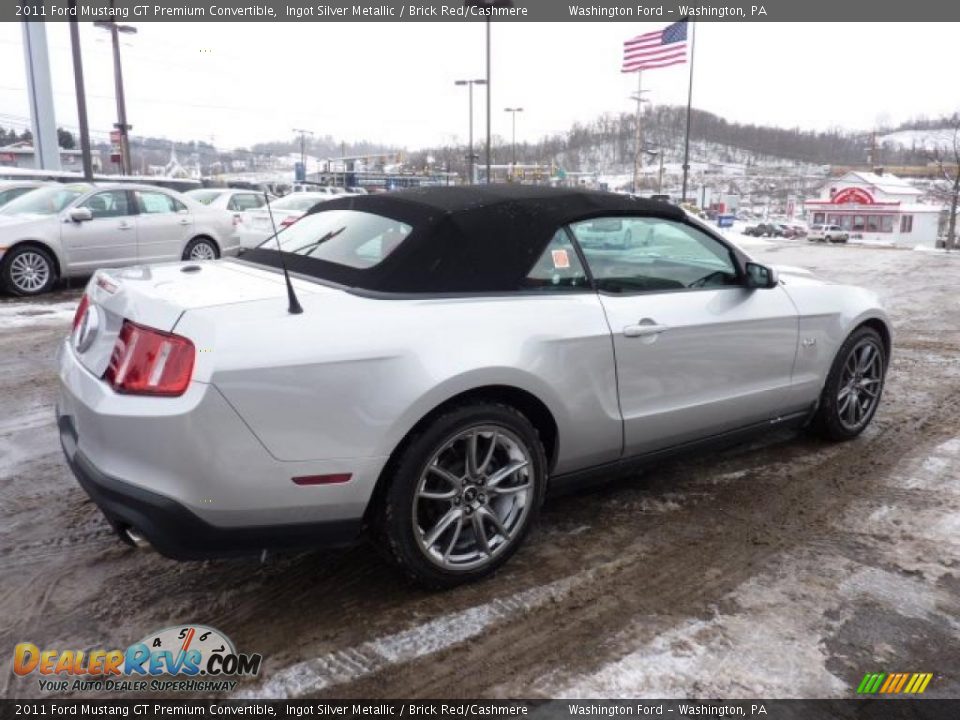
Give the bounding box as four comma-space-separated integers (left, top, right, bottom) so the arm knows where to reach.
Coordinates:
633, 69, 643, 195
681, 20, 695, 203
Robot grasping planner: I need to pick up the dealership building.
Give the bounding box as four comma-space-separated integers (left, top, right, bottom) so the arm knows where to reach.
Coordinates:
804, 171, 940, 248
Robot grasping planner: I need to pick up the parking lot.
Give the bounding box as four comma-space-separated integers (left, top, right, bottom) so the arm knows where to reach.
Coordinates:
1, 239, 958, 699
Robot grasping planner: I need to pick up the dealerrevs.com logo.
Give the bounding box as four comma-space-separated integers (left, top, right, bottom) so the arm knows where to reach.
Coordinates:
13, 625, 262, 693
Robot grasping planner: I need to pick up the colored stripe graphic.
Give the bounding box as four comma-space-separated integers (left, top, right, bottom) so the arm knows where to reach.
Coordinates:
857, 672, 932, 694
893, 673, 909, 693
880, 674, 897, 693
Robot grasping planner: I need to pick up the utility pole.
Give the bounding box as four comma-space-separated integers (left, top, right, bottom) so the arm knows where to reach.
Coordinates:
94, 0, 136, 175
630, 71, 647, 195
68, 4, 94, 181
504, 107, 523, 174
292, 128, 313, 181
455, 79, 485, 185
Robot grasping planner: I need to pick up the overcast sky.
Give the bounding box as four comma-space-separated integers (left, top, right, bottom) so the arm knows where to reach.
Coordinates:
0, 22, 956, 152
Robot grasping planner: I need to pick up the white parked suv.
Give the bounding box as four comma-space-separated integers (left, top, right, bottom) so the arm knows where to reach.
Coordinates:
0, 182, 241, 295
808, 224, 849, 244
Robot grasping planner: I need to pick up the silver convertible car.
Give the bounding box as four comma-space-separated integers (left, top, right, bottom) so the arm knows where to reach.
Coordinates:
57, 187, 891, 587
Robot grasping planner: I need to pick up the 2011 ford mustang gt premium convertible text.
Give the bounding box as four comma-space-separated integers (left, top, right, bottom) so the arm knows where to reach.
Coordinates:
56, 186, 891, 587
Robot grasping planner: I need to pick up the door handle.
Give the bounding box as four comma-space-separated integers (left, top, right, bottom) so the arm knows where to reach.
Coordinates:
178, 219, 190, 225
117, 222, 133, 230
623, 320, 669, 338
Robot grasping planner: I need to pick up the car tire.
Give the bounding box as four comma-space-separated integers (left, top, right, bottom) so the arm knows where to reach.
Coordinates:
182, 237, 219, 261
1, 244, 57, 296
378, 402, 548, 589
811, 326, 886, 441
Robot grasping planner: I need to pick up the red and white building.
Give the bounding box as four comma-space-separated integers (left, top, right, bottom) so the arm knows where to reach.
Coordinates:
804, 171, 940, 248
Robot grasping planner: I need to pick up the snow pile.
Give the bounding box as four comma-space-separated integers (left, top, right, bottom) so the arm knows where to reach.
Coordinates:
0, 301, 77, 328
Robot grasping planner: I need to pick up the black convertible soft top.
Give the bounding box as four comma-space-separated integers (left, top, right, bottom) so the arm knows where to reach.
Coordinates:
242, 185, 686, 294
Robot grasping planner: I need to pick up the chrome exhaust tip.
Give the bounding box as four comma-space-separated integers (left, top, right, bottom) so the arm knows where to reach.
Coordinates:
124, 527, 152, 550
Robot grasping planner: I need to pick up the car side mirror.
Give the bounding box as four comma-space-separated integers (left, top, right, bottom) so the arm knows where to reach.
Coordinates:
69, 207, 93, 223
744, 262, 779, 289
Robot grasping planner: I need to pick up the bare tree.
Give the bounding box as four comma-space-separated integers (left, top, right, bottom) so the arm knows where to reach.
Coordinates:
930, 114, 960, 251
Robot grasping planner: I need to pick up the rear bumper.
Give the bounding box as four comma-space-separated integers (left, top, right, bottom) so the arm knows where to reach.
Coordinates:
58, 414, 362, 560
56, 336, 385, 559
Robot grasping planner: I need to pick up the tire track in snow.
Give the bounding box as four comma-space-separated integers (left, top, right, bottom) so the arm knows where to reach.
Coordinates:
233, 567, 601, 699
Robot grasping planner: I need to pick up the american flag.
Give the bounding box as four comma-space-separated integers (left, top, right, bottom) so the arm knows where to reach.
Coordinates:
621, 20, 688, 73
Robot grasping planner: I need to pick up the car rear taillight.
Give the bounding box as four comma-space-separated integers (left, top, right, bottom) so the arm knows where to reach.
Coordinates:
72, 294, 90, 332
103, 320, 195, 397
280, 214, 302, 228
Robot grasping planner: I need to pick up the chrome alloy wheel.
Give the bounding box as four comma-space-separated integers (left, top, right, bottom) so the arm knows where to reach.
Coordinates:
413, 425, 534, 571
188, 241, 217, 260
837, 338, 883, 431
9, 251, 51, 293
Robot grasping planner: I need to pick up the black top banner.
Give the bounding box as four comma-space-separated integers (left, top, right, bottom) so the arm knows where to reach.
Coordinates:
2, 700, 960, 720
7, 0, 960, 22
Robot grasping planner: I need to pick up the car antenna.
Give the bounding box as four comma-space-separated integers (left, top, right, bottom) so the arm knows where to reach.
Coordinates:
264, 191, 303, 315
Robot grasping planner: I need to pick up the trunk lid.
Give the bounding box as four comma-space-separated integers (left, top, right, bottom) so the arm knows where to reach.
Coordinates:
74, 260, 313, 378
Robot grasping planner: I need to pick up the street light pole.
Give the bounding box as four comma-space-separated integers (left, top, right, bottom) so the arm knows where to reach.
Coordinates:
504, 107, 523, 171
94, 0, 136, 175
455, 79, 485, 185
485, 20, 491, 185
463, 0, 514, 183
68, 3, 93, 182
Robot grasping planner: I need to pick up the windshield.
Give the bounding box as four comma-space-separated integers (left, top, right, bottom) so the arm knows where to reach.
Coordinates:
0, 185, 86, 216
262, 209, 412, 269
272, 195, 326, 212
185, 189, 224, 205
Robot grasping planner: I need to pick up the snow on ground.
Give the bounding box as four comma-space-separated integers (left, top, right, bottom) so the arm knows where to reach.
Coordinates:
544, 556, 851, 698
913, 245, 960, 255
878, 128, 956, 151
0, 301, 77, 329
235, 565, 599, 698
538, 432, 960, 699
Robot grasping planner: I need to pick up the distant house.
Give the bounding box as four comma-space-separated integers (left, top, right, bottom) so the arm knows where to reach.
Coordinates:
0, 141, 101, 171
804, 170, 940, 248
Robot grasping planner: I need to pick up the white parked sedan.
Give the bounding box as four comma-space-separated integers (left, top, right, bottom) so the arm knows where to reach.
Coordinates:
237, 192, 332, 249
57, 186, 891, 587
184, 188, 275, 213
0, 183, 240, 295
0, 180, 51, 208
